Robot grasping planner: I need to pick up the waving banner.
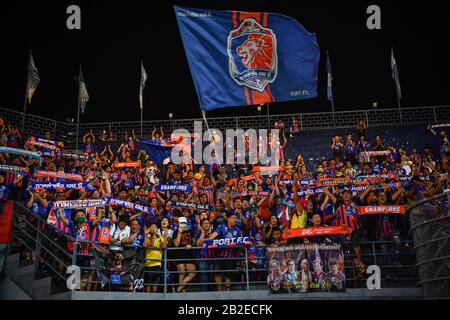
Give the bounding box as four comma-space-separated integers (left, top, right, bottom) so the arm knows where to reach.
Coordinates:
29, 181, 94, 192
0, 146, 42, 164
204, 236, 252, 248
138, 140, 174, 165
105, 197, 154, 215
109, 173, 127, 181
113, 162, 141, 169
316, 177, 350, 187
166, 201, 212, 212
53, 199, 107, 209
357, 205, 406, 215
39, 151, 91, 161
283, 226, 350, 239
28, 136, 64, 148
359, 151, 391, 160
26, 137, 64, 151
430, 123, 450, 129
252, 166, 284, 174
266, 243, 345, 293
156, 184, 193, 192
34, 170, 84, 182
227, 175, 255, 186
174, 6, 320, 110
279, 179, 315, 186
0, 164, 30, 177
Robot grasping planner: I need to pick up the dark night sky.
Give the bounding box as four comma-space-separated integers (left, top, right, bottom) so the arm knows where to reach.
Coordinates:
1, 0, 449, 123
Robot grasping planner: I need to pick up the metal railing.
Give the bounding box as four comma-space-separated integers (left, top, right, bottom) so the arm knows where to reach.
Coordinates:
2, 105, 450, 149
69, 240, 419, 293
10, 203, 75, 285
9, 204, 419, 293
8, 202, 419, 294
408, 191, 450, 299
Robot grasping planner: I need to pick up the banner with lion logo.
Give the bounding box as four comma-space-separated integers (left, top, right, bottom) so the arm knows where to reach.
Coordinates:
175, 6, 320, 111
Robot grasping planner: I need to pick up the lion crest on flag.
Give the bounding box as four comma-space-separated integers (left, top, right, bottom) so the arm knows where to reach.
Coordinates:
228, 18, 278, 93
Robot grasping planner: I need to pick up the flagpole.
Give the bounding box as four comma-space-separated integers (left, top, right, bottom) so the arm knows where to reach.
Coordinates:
139, 60, 147, 140
76, 65, 81, 150
22, 50, 31, 133
140, 107, 143, 139
392, 46, 403, 125
202, 110, 221, 166
266, 103, 271, 130
331, 97, 336, 128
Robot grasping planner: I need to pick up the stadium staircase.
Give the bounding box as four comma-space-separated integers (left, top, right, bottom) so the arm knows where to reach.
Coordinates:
0, 203, 67, 300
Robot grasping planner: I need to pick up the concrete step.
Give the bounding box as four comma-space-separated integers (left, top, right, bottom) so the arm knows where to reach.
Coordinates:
32, 277, 52, 300
68, 287, 424, 300
16, 264, 35, 296
0, 276, 32, 300
4, 253, 20, 282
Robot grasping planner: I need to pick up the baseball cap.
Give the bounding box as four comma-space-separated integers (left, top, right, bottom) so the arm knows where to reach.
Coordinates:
178, 216, 188, 224
298, 198, 308, 210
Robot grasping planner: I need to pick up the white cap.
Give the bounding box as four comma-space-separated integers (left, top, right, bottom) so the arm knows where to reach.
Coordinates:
178, 217, 187, 223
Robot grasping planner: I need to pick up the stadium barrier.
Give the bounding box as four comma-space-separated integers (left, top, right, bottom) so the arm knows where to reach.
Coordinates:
2, 105, 450, 149
9, 202, 420, 294
408, 191, 450, 299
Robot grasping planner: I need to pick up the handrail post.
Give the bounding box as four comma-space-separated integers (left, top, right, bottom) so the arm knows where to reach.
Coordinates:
163, 248, 167, 299
372, 241, 377, 266
72, 241, 78, 268
34, 218, 41, 276
244, 246, 250, 291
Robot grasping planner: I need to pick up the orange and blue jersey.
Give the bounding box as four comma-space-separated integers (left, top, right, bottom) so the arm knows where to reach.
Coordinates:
89, 218, 111, 243
47, 208, 71, 236
335, 201, 362, 230
377, 213, 396, 238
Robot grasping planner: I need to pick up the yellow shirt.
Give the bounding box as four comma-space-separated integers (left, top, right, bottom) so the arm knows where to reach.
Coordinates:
145, 236, 166, 268
290, 210, 307, 229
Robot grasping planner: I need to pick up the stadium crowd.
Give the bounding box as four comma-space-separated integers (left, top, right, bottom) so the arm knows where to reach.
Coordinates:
1, 116, 449, 292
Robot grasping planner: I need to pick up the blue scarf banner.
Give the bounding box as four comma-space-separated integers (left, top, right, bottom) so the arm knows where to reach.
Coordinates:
0, 164, 30, 177
105, 196, 154, 216
156, 184, 193, 192
29, 181, 94, 192
0, 147, 42, 164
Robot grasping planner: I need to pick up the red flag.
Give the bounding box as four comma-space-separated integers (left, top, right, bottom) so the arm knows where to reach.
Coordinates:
0, 200, 14, 243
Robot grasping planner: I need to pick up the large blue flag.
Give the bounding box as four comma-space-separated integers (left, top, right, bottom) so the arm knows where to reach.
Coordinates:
174, 6, 320, 111
139, 140, 173, 165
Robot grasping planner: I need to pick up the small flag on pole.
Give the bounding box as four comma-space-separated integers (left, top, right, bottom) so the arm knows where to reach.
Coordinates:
79, 68, 89, 114
139, 61, 147, 110
27, 52, 40, 103
391, 47, 402, 99
326, 51, 333, 102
